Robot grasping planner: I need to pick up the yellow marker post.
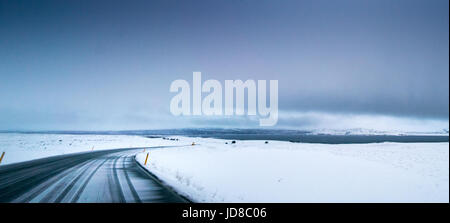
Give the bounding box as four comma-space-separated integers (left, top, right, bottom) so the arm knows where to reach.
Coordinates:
144, 153, 149, 165
0, 152, 5, 164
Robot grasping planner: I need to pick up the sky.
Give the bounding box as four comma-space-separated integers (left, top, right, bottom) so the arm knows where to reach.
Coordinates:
0, 0, 448, 131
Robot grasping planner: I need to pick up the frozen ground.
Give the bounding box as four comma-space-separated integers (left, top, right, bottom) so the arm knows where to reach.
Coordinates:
136, 137, 449, 203
1, 133, 448, 202
0, 133, 185, 165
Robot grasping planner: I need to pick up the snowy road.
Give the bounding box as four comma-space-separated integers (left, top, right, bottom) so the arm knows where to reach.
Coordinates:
0, 147, 188, 203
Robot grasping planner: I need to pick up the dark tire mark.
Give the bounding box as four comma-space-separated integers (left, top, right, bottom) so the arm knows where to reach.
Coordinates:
53, 159, 100, 203
40, 159, 98, 203
13, 159, 91, 203
109, 155, 126, 203
70, 157, 111, 203
122, 155, 142, 203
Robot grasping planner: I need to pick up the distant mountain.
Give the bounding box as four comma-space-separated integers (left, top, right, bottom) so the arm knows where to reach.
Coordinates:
307, 128, 450, 136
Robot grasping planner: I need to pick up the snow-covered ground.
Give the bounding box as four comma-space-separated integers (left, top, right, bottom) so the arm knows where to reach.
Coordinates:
1, 133, 448, 203
136, 137, 449, 203
0, 133, 185, 165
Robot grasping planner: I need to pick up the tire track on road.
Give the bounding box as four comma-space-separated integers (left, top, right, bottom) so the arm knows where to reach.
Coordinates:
109, 155, 126, 202
70, 156, 112, 203
122, 155, 142, 203
53, 159, 102, 202
12, 159, 92, 203
40, 159, 99, 203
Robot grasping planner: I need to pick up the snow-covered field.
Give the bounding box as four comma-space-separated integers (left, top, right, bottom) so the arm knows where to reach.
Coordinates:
1, 133, 448, 203
0, 133, 185, 165
136, 137, 449, 203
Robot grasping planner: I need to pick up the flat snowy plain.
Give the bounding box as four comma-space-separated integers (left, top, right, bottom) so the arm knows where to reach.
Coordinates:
136, 137, 449, 203
1, 133, 448, 202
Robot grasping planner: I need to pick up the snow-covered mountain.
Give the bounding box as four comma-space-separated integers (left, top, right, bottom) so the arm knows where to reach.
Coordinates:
307, 128, 450, 136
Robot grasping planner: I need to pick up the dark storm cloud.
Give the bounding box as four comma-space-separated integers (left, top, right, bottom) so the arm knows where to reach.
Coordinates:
0, 0, 448, 130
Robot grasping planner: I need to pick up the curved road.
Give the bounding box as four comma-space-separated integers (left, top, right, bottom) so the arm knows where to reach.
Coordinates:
0, 147, 189, 203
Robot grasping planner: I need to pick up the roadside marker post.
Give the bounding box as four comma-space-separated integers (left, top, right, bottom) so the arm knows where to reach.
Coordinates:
0, 152, 4, 164
144, 153, 149, 165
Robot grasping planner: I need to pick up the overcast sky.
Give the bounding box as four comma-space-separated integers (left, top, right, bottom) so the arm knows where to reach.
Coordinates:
0, 0, 448, 131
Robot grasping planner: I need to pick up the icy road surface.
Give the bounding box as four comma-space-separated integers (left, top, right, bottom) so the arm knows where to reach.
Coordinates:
0, 147, 188, 203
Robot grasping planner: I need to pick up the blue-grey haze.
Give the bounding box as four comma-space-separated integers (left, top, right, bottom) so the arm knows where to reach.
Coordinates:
0, 0, 448, 130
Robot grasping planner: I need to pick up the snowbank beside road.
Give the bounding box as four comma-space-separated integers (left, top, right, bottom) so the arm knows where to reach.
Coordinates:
136, 137, 449, 203
0, 133, 185, 165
